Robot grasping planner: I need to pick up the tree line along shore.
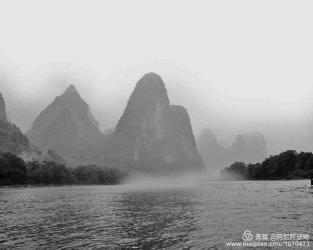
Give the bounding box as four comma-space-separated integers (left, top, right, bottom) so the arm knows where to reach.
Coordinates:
0, 152, 127, 186
221, 150, 313, 180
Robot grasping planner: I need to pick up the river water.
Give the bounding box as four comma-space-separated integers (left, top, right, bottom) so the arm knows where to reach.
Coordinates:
0, 179, 312, 249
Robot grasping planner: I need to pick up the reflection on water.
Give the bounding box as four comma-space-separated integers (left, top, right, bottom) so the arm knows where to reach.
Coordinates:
0, 180, 313, 249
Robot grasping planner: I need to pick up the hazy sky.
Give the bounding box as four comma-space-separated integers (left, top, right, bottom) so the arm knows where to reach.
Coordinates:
0, 0, 313, 153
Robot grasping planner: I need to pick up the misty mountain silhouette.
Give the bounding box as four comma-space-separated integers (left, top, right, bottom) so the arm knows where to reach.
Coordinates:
100, 72, 205, 174
0, 92, 29, 154
27, 85, 102, 165
26, 74, 204, 174
0, 93, 7, 123
197, 129, 228, 168
197, 129, 267, 169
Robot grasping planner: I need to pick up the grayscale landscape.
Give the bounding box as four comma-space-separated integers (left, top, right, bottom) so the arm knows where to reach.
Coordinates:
0, 1, 312, 249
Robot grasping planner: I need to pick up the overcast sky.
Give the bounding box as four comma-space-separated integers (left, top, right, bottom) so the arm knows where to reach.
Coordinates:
0, 0, 313, 153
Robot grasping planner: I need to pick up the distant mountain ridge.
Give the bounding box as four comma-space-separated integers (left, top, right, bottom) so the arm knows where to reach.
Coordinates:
197, 129, 267, 170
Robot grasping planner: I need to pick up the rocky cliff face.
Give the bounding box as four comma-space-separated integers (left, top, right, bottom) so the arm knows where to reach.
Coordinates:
0, 91, 29, 154
197, 130, 267, 169
102, 73, 204, 173
27, 85, 102, 165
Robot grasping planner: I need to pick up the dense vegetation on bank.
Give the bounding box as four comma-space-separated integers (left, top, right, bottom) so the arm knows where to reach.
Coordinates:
0, 152, 127, 185
221, 150, 313, 180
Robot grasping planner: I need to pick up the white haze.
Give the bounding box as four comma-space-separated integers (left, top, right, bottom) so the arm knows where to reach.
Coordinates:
0, 0, 313, 154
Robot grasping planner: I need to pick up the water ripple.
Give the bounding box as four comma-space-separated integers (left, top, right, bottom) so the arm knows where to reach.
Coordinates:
0, 180, 312, 249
